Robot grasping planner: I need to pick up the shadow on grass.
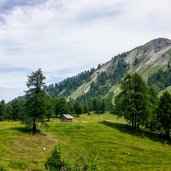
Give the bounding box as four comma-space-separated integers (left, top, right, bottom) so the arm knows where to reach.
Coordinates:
99, 121, 165, 144
9, 127, 47, 136
9, 126, 32, 134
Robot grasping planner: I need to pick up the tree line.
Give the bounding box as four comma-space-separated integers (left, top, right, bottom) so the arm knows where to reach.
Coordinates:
0, 94, 109, 122
0, 69, 171, 141
0, 69, 110, 133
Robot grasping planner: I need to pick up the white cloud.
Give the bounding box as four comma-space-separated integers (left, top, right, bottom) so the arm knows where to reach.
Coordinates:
0, 0, 171, 101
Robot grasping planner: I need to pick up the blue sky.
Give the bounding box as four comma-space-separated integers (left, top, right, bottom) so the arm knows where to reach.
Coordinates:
0, 0, 171, 101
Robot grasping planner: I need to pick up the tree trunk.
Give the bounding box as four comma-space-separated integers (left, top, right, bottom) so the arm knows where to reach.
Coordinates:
131, 116, 134, 128
165, 129, 170, 141
137, 116, 140, 129
134, 115, 137, 130
32, 118, 37, 134
131, 116, 137, 130
137, 122, 139, 129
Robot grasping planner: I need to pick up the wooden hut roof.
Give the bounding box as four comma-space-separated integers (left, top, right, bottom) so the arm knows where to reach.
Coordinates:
62, 114, 74, 119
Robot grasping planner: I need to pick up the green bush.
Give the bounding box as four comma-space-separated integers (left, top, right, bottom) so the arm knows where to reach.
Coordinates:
45, 146, 98, 171
45, 146, 70, 171
0, 166, 7, 171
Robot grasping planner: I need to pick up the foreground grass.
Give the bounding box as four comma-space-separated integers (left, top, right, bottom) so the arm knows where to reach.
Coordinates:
0, 122, 57, 171
0, 114, 171, 170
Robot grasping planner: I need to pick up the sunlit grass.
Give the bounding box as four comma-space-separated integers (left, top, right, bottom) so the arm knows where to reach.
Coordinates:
0, 114, 171, 170
0, 122, 57, 170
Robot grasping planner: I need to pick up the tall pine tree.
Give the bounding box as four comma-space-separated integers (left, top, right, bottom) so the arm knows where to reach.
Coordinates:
24, 68, 47, 134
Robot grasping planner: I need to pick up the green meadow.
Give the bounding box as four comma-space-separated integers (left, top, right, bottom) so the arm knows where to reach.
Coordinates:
0, 114, 171, 171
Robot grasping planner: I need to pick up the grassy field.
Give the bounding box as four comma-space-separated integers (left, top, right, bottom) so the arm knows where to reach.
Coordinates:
0, 114, 171, 171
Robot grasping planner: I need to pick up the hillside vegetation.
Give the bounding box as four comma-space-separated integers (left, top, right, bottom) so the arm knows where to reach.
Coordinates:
45, 38, 171, 101
1, 114, 171, 171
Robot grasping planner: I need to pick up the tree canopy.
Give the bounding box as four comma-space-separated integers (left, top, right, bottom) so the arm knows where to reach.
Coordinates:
115, 73, 150, 129
24, 68, 48, 134
157, 91, 171, 140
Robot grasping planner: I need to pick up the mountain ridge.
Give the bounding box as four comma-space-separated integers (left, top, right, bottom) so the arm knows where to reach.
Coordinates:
45, 38, 171, 101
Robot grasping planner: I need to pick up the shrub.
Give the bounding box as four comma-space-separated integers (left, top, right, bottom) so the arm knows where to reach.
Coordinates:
0, 166, 6, 171
45, 146, 70, 171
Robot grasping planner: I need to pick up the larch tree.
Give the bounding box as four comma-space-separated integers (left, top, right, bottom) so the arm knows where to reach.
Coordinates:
24, 68, 47, 134
114, 73, 150, 129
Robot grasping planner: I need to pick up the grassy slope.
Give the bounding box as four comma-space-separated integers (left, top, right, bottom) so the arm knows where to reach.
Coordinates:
1, 114, 171, 171
0, 122, 58, 171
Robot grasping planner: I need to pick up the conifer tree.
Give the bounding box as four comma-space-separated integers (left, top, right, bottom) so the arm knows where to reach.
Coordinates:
55, 97, 69, 117
24, 68, 47, 134
115, 73, 150, 129
0, 100, 6, 121
146, 86, 159, 130
157, 91, 171, 140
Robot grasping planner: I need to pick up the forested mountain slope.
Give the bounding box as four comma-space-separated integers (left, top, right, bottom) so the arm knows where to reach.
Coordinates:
45, 38, 171, 100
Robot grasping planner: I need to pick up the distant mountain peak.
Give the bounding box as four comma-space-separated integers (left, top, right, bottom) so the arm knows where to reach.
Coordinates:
146, 38, 171, 53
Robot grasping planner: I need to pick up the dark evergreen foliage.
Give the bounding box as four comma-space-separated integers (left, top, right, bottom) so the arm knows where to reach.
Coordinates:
45, 146, 70, 171
0, 100, 6, 121
133, 58, 140, 66
73, 102, 83, 117
45, 95, 54, 121
10, 99, 24, 121
4, 103, 13, 121
24, 68, 48, 133
157, 91, 171, 141
114, 73, 150, 129
0, 99, 25, 121
148, 67, 171, 90
55, 97, 70, 117
145, 86, 159, 130
45, 69, 95, 98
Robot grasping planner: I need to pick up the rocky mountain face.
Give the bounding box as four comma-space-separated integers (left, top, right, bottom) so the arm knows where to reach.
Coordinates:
45, 38, 171, 100
126, 38, 171, 77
